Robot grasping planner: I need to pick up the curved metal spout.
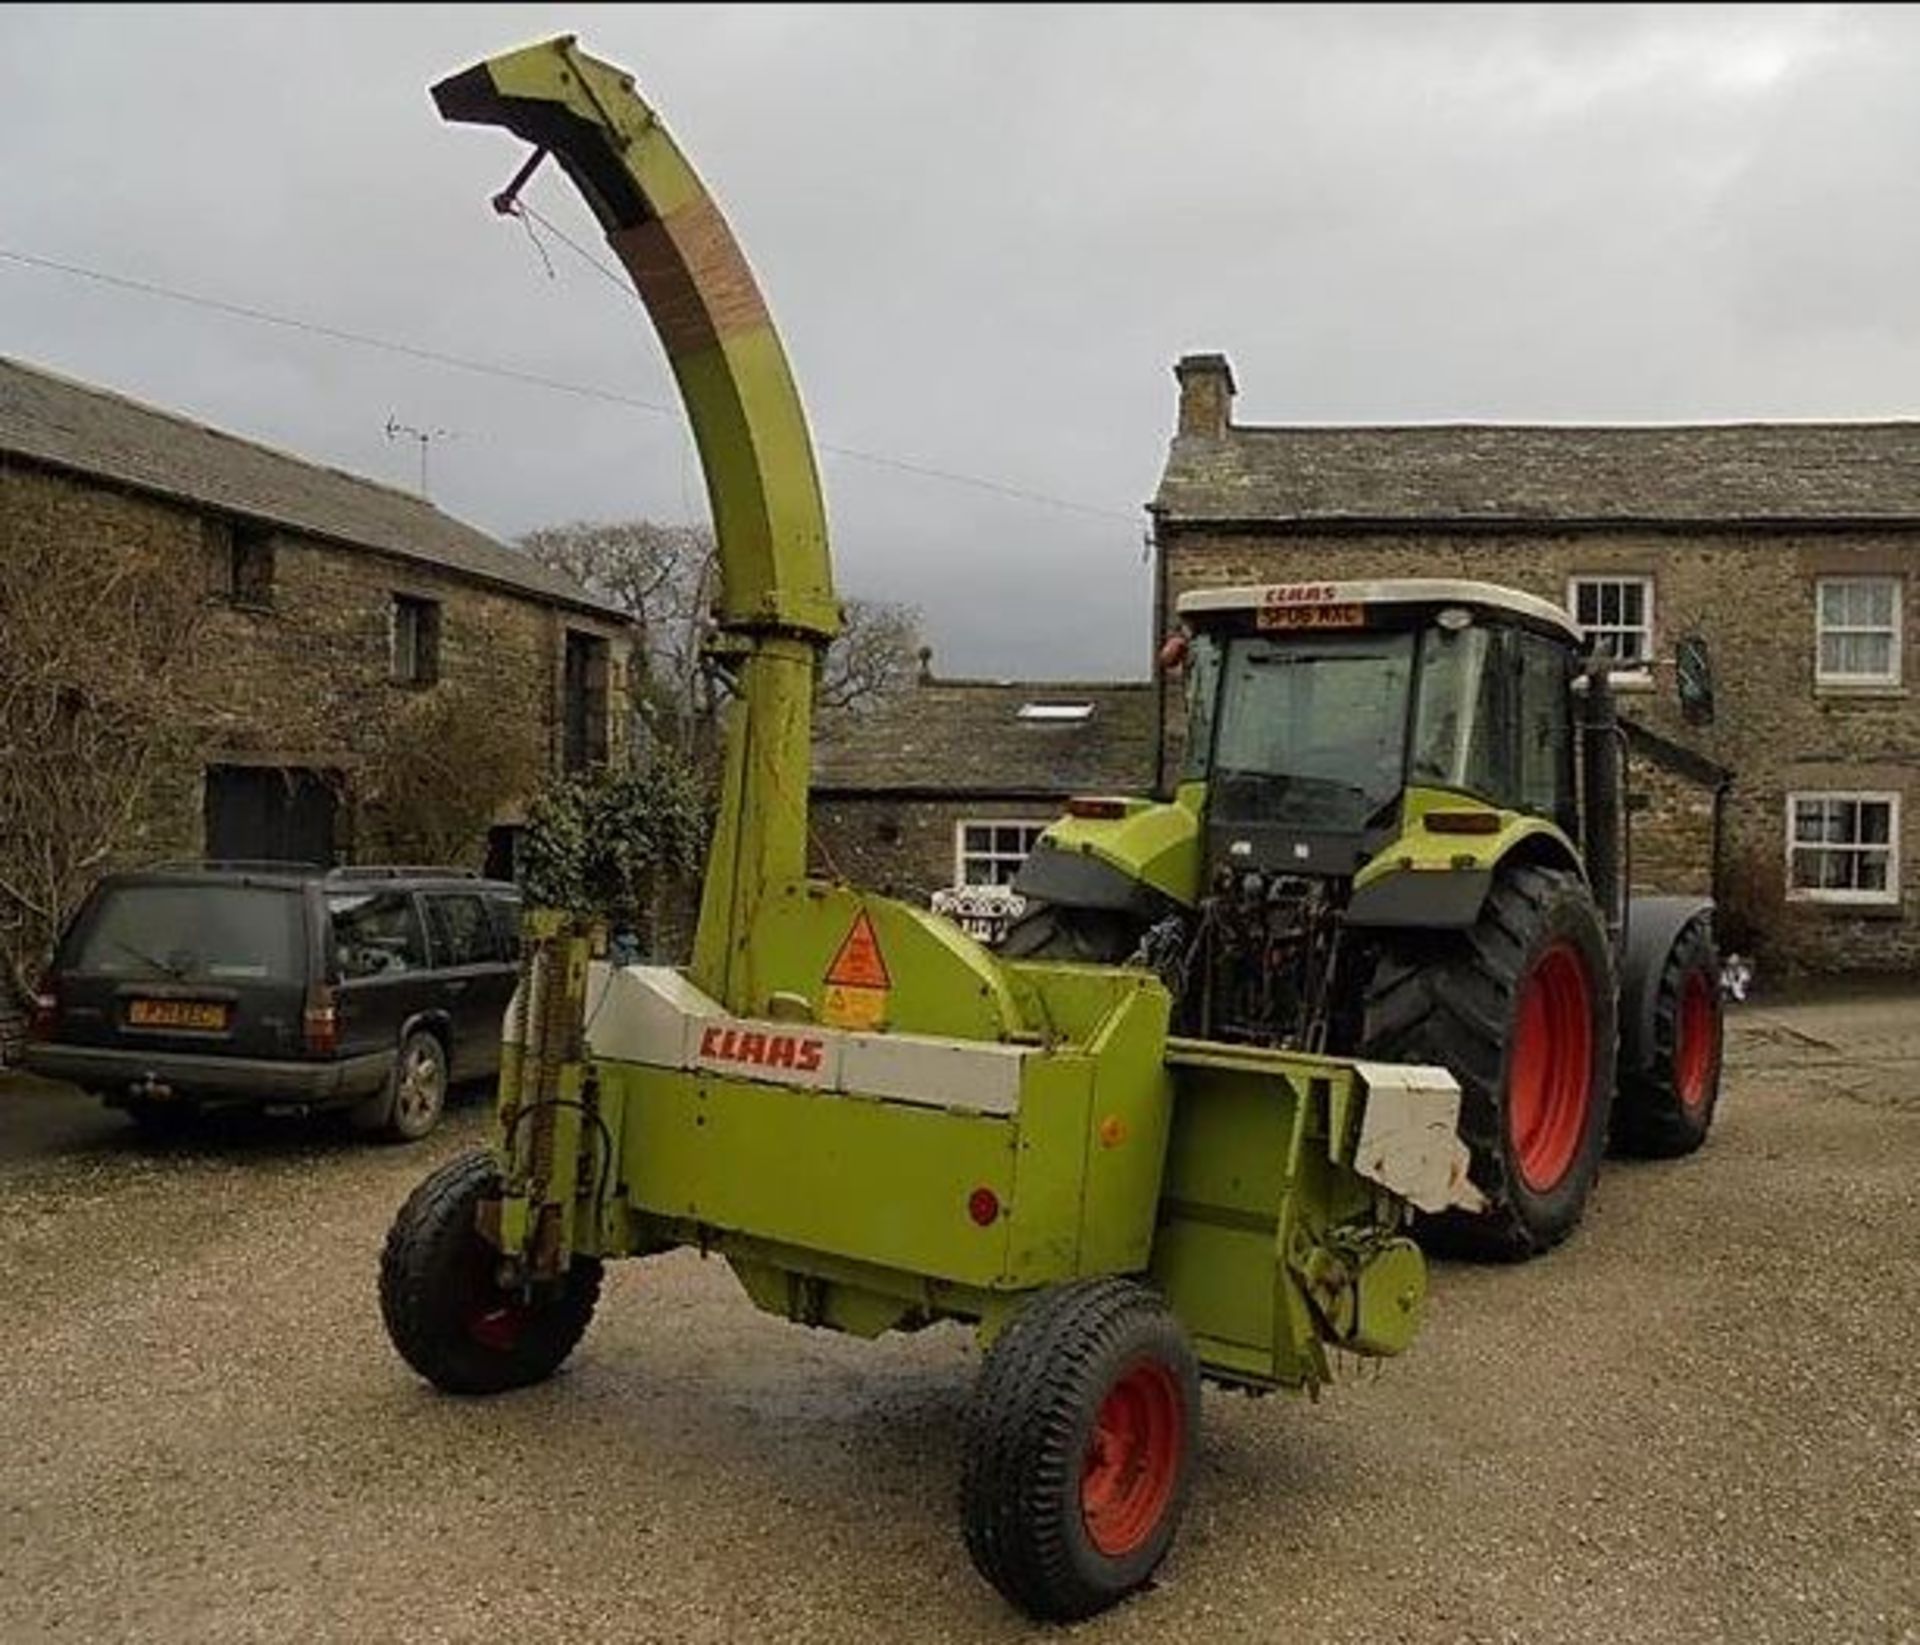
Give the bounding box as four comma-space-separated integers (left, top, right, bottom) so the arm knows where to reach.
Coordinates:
436, 36, 838, 1005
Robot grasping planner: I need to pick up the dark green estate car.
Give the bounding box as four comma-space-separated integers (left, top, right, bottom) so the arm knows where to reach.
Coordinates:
24, 863, 521, 1140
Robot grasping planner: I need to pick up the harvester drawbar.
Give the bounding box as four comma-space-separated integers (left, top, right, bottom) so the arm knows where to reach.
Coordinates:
380, 36, 1479, 1621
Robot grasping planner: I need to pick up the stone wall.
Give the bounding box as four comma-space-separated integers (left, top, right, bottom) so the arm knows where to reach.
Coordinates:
809, 796, 1068, 907
1160, 522, 1920, 973
4, 460, 628, 862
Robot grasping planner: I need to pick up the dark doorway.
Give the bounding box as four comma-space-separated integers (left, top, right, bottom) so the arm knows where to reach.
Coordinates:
204, 766, 340, 866
483, 824, 522, 884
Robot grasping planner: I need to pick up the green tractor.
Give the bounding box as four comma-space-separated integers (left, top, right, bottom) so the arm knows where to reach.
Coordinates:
1006, 577, 1725, 1257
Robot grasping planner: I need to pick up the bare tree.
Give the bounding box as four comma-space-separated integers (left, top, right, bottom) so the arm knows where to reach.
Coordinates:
0, 490, 214, 1002
520, 518, 922, 753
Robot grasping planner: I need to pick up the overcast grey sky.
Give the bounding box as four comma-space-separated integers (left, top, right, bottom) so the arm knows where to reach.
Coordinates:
5, 4, 1919, 677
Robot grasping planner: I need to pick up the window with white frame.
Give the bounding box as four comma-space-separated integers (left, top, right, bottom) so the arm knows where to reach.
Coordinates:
1787, 793, 1899, 904
1568, 576, 1653, 669
956, 820, 1050, 888
1815, 577, 1901, 687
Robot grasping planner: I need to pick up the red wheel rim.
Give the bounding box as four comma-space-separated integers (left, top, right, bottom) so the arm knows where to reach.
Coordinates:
463, 1243, 528, 1353
466, 1300, 527, 1353
1081, 1359, 1184, 1558
1508, 942, 1594, 1192
1675, 971, 1718, 1112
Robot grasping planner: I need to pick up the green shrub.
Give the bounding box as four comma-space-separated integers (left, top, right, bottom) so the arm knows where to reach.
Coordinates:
519, 757, 707, 941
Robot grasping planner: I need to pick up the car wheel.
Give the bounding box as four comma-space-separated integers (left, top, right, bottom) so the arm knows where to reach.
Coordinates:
353, 1029, 448, 1143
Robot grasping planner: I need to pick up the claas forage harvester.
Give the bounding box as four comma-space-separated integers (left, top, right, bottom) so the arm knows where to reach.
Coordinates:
379, 34, 1718, 1622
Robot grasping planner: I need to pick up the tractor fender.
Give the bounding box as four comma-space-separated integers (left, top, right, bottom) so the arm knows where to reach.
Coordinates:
1345, 817, 1584, 932
1342, 866, 1494, 929
1617, 896, 1714, 1076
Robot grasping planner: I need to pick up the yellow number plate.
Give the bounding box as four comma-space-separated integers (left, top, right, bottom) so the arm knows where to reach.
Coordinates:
127, 999, 229, 1031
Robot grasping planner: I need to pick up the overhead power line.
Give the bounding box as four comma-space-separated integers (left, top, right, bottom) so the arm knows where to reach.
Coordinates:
0, 243, 1143, 527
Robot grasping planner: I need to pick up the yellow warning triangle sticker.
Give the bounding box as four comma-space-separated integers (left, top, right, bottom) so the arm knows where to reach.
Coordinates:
825, 910, 891, 990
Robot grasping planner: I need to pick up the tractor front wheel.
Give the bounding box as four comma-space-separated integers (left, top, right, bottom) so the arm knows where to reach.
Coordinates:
961, 1278, 1199, 1622
1362, 862, 1617, 1260
379, 1149, 602, 1396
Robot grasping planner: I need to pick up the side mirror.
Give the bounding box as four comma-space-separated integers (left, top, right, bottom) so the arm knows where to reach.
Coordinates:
1157, 632, 1190, 675
1676, 633, 1714, 725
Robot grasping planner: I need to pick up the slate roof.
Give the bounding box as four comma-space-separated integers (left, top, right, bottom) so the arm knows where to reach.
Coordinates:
0, 355, 623, 617
1154, 421, 1920, 526
813, 680, 1156, 796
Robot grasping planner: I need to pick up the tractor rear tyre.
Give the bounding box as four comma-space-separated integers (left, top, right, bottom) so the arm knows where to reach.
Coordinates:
1362, 862, 1617, 1260
1613, 917, 1723, 1158
379, 1149, 602, 1396
961, 1278, 1199, 1622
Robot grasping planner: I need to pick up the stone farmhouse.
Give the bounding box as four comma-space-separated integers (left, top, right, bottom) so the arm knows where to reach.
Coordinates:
1, 354, 631, 1041
816, 353, 1920, 976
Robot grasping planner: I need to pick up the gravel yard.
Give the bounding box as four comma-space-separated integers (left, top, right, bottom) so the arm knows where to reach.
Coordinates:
3, 992, 1917, 1644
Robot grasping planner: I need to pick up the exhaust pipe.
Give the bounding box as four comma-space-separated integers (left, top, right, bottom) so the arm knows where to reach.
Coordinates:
1580, 657, 1625, 950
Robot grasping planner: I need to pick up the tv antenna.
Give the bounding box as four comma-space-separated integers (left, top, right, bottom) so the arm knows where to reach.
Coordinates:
384, 415, 456, 499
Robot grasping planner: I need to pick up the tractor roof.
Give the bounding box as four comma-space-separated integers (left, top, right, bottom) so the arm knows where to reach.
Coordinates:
1177, 578, 1585, 645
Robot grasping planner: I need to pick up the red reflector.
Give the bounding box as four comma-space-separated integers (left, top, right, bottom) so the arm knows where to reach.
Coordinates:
967, 1187, 1001, 1227
1423, 810, 1502, 835
27, 976, 58, 1040
303, 984, 339, 1056
1066, 797, 1126, 821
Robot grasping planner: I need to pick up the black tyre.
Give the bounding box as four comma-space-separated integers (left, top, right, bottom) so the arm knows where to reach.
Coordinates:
1361, 862, 1617, 1260
961, 1278, 1199, 1622
379, 1149, 602, 1396
352, 1028, 447, 1143
1614, 917, 1722, 1158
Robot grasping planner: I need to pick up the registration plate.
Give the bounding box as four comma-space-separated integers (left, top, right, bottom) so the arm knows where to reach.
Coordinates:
1258, 600, 1366, 631
127, 999, 229, 1031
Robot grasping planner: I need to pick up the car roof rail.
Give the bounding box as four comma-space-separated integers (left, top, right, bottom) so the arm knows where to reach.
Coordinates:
326, 864, 481, 881
142, 857, 325, 873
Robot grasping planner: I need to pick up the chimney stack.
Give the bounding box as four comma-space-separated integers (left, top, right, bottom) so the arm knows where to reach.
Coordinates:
1174, 352, 1236, 439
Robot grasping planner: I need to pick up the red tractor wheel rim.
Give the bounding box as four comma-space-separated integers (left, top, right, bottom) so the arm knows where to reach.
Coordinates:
1081, 1359, 1184, 1558
1508, 943, 1594, 1193
1675, 971, 1718, 1111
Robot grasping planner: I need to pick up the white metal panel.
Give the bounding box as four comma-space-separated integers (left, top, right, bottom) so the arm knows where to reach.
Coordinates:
1177, 578, 1583, 643
840, 1031, 1028, 1116
583, 964, 721, 1067
1350, 1059, 1484, 1214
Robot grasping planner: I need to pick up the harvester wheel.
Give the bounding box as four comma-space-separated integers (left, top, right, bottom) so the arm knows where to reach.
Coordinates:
1613, 917, 1722, 1158
379, 1149, 602, 1396
961, 1278, 1198, 1622
1362, 862, 1616, 1260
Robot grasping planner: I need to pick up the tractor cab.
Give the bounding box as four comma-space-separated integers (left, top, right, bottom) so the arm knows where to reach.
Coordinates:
1174, 579, 1588, 883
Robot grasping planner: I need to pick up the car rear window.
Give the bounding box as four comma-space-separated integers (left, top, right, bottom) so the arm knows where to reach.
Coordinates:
70, 885, 304, 982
